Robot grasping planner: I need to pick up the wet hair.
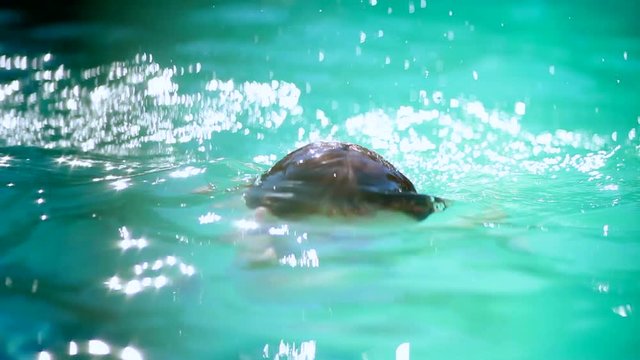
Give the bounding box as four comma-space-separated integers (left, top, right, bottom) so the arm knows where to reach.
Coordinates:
245, 142, 447, 220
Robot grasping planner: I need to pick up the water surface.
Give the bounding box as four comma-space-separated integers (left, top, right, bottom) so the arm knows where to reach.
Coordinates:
1, 1, 639, 359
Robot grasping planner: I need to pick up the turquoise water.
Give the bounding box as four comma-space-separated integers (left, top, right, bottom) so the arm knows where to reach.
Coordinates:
1, 1, 639, 359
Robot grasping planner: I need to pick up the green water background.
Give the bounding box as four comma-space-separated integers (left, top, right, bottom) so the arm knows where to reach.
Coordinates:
1, 1, 639, 359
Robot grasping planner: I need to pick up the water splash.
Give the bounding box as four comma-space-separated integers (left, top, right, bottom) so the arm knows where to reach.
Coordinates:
264, 340, 316, 360
0, 53, 302, 155
286, 93, 638, 205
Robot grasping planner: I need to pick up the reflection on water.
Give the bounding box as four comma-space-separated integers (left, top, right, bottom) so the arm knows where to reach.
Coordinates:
105, 227, 196, 296
38, 340, 143, 360
279, 248, 320, 268
0, 53, 302, 156
2, 52, 636, 193
267, 340, 317, 360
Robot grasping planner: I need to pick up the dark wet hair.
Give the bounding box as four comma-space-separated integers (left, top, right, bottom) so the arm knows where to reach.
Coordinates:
245, 142, 447, 220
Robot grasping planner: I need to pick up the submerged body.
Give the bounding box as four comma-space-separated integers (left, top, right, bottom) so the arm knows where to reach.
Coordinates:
244, 142, 447, 220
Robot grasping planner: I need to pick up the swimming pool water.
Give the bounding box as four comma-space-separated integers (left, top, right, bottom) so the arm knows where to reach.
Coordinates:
1, 1, 639, 359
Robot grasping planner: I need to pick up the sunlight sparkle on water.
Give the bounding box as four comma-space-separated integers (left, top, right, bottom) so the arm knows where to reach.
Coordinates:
121, 346, 144, 360
37, 352, 52, 360
612, 304, 633, 318
69, 341, 78, 356
272, 340, 316, 360
106, 276, 122, 291
111, 178, 131, 191
154, 275, 169, 288
54, 156, 94, 167
119, 237, 148, 250
396, 342, 410, 360
253, 154, 277, 165
146, 70, 178, 97
41, 340, 143, 360
179, 263, 196, 276
514, 101, 526, 115
315, 109, 331, 127
595, 282, 610, 293
118, 226, 148, 250
0, 155, 12, 167
337, 94, 625, 181
170, 166, 205, 178
280, 249, 320, 268
134, 264, 144, 275
109, 228, 195, 295
108, 256, 194, 294
432, 91, 444, 103
0, 54, 302, 154
268, 224, 289, 236
124, 279, 143, 295
152, 259, 164, 270
234, 219, 260, 231
199, 212, 222, 224
88, 339, 111, 355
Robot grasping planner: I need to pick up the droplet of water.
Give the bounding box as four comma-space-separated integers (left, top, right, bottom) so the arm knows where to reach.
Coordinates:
515, 102, 526, 115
